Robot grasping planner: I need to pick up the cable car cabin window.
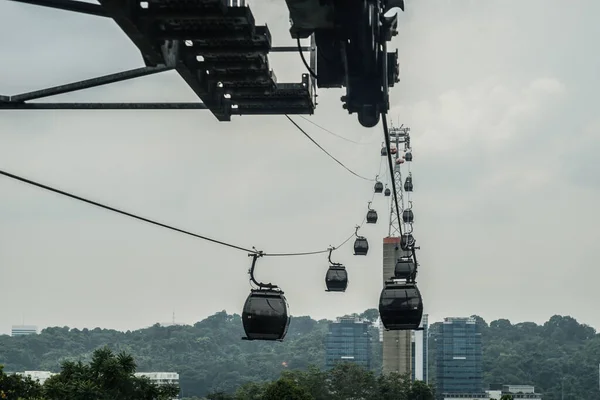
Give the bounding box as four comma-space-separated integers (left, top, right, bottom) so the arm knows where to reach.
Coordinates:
242, 290, 290, 341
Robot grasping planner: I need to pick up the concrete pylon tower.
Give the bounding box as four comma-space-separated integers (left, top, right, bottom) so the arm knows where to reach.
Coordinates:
382, 124, 412, 376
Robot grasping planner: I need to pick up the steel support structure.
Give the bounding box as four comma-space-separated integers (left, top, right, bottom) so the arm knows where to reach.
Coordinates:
3, 0, 316, 115
387, 125, 410, 237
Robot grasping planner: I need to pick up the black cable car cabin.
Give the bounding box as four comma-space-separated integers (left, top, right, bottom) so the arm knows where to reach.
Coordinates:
404, 151, 413, 162
354, 236, 369, 255
394, 258, 416, 280
374, 181, 384, 193
366, 209, 378, 224
400, 233, 414, 251
325, 265, 348, 292
379, 281, 423, 331
404, 176, 413, 192
242, 288, 290, 341
384, 188, 391, 196
402, 209, 414, 223
381, 147, 388, 156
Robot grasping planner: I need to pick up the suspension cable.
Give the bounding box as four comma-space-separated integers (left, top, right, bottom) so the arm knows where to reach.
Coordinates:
0, 168, 366, 258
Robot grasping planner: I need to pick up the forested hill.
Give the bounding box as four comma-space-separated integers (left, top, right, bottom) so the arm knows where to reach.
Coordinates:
1, 311, 599, 400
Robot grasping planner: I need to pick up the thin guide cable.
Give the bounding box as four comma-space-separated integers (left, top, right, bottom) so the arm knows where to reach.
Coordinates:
285, 115, 375, 182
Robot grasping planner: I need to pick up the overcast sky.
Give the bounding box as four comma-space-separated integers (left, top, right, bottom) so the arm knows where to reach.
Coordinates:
0, 0, 598, 335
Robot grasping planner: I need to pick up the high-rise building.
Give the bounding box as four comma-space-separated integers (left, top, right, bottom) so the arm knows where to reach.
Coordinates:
412, 314, 429, 383
325, 317, 372, 370
11, 325, 37, 336
435, 317, 485, 399
382, 236, 412, 375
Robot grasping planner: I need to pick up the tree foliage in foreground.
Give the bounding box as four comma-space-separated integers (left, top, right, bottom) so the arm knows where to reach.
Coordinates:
206, 363, 434, 400
0, 347, 178, 400
1, 310, 600, 399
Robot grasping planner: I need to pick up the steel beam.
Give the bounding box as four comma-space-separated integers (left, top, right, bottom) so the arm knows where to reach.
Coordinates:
0, 102, 208, 110
271, 46, 311, 52
7, 0, 108, 17
9, 66, 173, 102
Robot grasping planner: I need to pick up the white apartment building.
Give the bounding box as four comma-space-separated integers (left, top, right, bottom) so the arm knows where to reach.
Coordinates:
17, 371, 57, 385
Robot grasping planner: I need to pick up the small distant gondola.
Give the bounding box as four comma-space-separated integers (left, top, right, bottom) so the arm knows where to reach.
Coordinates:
366, 201, 378, 224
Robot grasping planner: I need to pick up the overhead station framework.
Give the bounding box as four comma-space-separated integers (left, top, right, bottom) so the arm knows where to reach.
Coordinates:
0, 0, 317, 120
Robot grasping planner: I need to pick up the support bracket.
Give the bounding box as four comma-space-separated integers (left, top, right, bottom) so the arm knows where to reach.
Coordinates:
0, 65, 209, 111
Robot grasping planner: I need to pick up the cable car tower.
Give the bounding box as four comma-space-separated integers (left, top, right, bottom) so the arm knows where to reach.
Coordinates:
387, 124, 410, 237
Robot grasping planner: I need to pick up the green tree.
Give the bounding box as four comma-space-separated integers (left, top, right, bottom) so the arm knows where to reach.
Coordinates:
327, 363, 378, 400
43, 347, 179, 400
206, 392, 235, 400
0, 365, 44, 400
377, 372, 410, 400
233, 382, 266, 400
407, 380, 434, 400
262, 376, 313, 400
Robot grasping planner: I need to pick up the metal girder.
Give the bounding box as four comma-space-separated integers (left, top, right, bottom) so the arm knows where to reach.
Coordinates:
271, 46, 311, 52
6, 0, 318, 119
0, 65, 207, 111
0, 102, 207, 110
7, 0, 108, 17
8, 66, 172, 103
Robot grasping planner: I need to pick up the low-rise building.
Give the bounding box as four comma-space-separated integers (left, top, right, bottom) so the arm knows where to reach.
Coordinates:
17, 371, 57, 385
488, 384, 542, 400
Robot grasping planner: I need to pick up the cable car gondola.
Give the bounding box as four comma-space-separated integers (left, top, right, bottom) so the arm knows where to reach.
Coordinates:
379, 281, 423, 331
384, 187, 391, 197
402, 209, 414, 223
353, 226, 369, 256
325, 248, 348, 292
326, 265, 348, 292
404, 175, 413, 192
242, 253, 290, 341
366, 201, 378, 224
400, 233, 415, 251
374, 181, 384, 193
394, 257, 416, 280
404, 151, 413, 162
381, 144, 388, 157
